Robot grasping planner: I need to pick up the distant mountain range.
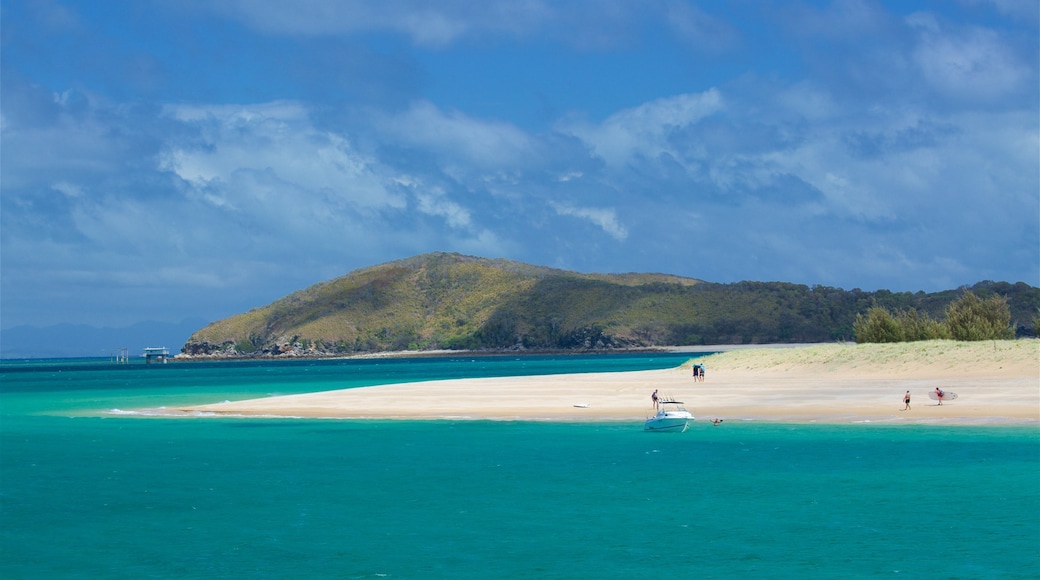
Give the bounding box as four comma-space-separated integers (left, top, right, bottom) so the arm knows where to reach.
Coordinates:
0, 319, 208, 359
179, 252, 1040, 358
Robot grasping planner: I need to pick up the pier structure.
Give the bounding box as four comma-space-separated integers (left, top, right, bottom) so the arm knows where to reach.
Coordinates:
143, 347, 170, 364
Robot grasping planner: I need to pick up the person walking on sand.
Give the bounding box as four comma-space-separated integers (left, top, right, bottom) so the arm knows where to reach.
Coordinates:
903, 390, 911, 410
651, 389, 659, 410
935, 387, 945, 405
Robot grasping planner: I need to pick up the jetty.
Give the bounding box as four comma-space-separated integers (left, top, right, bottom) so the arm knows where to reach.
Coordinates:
143, 347, 170, 364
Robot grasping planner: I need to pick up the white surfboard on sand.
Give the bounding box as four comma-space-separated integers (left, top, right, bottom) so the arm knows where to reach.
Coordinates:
929, 390, 958, 401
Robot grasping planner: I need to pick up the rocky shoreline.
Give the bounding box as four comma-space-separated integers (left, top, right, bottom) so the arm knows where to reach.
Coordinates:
173, 341, 683, 361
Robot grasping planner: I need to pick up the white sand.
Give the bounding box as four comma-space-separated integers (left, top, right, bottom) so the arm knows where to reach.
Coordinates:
167, 340, 1040, 425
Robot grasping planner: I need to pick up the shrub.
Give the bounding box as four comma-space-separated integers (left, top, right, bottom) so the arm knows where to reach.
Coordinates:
944, 291, 1014, 340
853, 306, 904, 343
896, 308, 948, 341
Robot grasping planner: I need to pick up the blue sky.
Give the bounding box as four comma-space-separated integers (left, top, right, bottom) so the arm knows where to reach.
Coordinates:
2, 0, 1038, 330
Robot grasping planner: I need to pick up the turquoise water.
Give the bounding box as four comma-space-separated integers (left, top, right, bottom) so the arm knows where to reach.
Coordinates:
2, 355, 1038, 578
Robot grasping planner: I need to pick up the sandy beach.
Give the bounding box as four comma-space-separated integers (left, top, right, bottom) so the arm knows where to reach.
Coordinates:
169, 340, 1039, 425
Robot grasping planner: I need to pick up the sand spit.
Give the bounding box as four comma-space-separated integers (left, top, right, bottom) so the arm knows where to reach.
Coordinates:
161, 340, 1038, 425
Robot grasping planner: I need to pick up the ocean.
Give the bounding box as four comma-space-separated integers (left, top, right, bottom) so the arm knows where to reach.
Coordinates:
1, 354, 1037, 578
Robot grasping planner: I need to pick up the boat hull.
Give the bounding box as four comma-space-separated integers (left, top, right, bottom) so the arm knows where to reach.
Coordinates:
644, 401, 694, 432
640, 419, 690, 434
643, 413, 692, 432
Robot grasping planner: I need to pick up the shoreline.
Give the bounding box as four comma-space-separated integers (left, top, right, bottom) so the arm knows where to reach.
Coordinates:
148, 340, 1040, 426
171, 342, 816, 362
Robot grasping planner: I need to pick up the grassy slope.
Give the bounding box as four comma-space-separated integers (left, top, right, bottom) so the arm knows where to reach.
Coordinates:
187, 253, 706, 352
182, 253, 1039, 356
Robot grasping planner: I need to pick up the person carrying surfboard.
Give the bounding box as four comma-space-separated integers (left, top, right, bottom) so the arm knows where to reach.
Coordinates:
935, 387, 945, 405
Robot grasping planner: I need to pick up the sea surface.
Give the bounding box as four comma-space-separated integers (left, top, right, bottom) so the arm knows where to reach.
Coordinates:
2, 353, 1038, 578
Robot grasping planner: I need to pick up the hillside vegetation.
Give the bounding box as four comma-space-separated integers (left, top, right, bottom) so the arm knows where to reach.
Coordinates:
180, 253, 1040, 358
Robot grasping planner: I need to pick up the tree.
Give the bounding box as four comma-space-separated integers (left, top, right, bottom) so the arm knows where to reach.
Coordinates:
943, 291, 1014, 341
853, 306, 904, 343
897, 308, 948, 341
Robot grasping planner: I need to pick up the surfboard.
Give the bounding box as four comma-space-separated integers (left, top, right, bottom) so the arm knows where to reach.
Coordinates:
928, 390, 958, 401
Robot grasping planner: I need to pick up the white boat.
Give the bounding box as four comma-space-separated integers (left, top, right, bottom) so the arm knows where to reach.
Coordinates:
644, 400, 694, 432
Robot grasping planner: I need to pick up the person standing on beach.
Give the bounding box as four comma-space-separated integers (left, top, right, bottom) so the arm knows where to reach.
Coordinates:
903, 390, 911, 410
651, 389, 659, 410
698, 365, 706, 382
935, 387, 945, 405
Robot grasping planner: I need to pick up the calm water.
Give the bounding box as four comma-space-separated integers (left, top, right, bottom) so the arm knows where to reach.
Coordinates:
2, 354, 1038, 578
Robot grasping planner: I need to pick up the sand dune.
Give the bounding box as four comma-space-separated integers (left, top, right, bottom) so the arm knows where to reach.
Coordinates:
169, 340, 1039, 425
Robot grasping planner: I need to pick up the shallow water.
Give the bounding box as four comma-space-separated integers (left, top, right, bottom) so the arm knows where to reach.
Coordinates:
2, 355, 1037, 578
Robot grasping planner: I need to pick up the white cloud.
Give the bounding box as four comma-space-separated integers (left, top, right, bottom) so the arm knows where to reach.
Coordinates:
52, 181, 85, 198
395, 179, 472, 229
376, 100, 535, 168
3, 1, 1037, 330
160, 102, 404, 217
773, 82, 841, 121
415, 192, 471, 228
1, 95, 130, 191
551, 203, 628, 241
163, 100, 307, 124
560, 89, 723, 167
909, 18, 1029, 101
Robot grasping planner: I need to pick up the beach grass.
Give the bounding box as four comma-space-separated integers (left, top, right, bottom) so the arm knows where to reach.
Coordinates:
690, 339, 1037, 378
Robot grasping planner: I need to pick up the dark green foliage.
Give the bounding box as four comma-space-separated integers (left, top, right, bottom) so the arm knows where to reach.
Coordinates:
855, 291, 1015, 343
181, 253, 1039, 356
943, 291, 1014, 341
896, 308, 949, 341
909, 281, 1039, 338
853, 306, 949, 343
853, 307, 905, 343
234, 340, 258, 354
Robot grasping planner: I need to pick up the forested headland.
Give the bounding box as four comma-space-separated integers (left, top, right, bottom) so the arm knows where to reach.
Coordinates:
180, 253, 1039, 358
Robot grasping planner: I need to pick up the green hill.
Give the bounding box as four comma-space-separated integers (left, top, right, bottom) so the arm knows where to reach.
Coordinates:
180, 252, 1040, 357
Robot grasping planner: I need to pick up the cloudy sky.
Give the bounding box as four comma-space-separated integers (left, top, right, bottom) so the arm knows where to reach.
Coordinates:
2, 0, 1038, 330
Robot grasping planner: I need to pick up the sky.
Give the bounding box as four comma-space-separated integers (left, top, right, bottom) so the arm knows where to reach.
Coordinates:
2, 0, 1038, 331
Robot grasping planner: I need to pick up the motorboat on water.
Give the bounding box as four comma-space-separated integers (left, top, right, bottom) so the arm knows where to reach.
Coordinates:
644, 400, 694, 432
